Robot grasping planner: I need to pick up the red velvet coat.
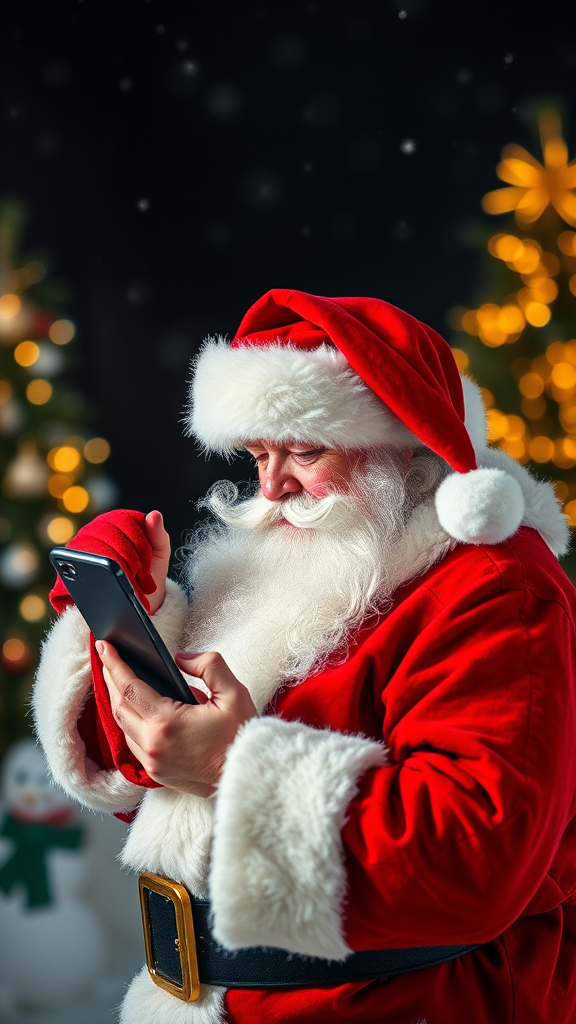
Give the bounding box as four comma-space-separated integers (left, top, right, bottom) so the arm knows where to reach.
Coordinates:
224, 527, 576, 1024
43, 522, 576, 1023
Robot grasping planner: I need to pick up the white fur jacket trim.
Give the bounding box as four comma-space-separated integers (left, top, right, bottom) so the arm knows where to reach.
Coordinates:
209, 716, 387, 960
32, 578, 189, 814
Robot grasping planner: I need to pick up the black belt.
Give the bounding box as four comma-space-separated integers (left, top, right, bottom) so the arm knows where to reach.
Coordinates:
139, 872, 479, 1003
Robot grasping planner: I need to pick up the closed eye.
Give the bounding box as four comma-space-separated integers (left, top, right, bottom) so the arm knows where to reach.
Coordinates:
291, 448, 326, 463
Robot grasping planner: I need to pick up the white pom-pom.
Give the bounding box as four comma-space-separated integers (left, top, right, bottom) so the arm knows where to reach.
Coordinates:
435, 468, 525, 545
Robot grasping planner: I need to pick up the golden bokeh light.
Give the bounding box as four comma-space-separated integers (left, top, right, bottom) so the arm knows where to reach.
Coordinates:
50, 446, 81, 473
461, 311, 479, 335
0, 293, 22, 319
2, 638, 26, 662
565, 341, 576, 363
518, 372, 545, 398
481, 109, 576, 228
62, 485, 89, 513
552, 438, 576, 468
559, 403, 576, 431
476, 304, 508, 347
529, 436, 555, 462
524, 301, 551, 327
46, 516, 75, 544
492, 234, 524, 261
14, 341, 40, 367
501, 439, 526, 460
47, 473, 74, 498
551, 362, 576, 390
527, 277, 558, 304
569, 275, 576, 298
20, 594, 47, 622
48, 319, 75, 345
497, 305, 525, 333
480, 387, 494, 408
521, 395, 547, 419
26, 379, 53, 405
0, 380, 12, 404
511, 243, 541, 275
558, 231, 576, 256
546, 342, 568, 365
503, 415, 526, 442
84, 437, 111, 464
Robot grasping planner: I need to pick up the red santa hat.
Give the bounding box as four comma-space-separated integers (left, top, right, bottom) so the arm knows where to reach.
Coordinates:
188, 288, 526, 546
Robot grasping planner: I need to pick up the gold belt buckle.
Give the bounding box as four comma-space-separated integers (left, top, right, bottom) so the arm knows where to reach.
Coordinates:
138, 872, 201, 1002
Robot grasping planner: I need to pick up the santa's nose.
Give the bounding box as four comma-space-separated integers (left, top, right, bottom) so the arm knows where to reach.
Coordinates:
261, 465, 302, 502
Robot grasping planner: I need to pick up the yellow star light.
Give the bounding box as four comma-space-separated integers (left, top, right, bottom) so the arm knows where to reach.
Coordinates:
482, 109, 576, 227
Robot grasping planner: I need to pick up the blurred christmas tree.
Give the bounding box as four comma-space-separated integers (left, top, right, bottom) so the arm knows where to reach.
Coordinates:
449, 107, 576, 578
0, 202, 116, 755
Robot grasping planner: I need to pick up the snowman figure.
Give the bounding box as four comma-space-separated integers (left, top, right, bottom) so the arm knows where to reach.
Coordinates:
0, 738, 107, 1015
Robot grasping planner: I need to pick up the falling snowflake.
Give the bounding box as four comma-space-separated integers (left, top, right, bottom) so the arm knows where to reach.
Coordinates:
119, 77, 133, 92
400, 139, 416, 154
504, 52, 514, 64
205, 83, 242, 117
136, 198, 150, 212
126, 283, 148, 304
182, 59, 199, 77
398, 9, 408, 18
393, 220, 413, 241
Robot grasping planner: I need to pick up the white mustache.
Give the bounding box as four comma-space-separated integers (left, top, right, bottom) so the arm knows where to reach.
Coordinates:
203, 483, 351, 532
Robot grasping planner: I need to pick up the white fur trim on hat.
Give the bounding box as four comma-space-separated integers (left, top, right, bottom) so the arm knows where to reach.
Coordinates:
209, 716, 386, 960
187, 338, 418, 454
461, 375, 488, 451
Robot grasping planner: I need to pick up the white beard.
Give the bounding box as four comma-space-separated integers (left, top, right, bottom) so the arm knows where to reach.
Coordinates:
179, 450, 453, 713
121, 449, 453, 915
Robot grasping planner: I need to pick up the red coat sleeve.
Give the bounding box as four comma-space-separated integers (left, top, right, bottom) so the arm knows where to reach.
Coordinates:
341, 552, 576, 949
49, 509, 162, 793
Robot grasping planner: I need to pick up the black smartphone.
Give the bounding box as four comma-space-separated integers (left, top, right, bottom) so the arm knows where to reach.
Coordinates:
49, 547, 197, 704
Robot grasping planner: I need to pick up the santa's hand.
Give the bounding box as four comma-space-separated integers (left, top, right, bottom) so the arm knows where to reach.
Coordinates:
144, 510, 171, 614
95, 642, 257, 797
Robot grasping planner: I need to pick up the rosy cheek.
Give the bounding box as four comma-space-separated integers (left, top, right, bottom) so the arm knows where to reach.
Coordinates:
305, 471, 336, 498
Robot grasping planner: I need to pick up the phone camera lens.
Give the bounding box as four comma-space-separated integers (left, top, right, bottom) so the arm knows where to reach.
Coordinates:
59, 562, 78, 580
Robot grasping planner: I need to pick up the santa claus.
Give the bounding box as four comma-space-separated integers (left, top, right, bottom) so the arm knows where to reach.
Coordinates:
33, 290, 576, 1024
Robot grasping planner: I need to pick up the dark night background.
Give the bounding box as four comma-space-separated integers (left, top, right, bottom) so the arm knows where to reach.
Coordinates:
1, 0, 575, 557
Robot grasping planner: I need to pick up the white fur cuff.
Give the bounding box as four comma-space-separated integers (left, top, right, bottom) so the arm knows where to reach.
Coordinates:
209, 716, 386, 960
32, 606, 143, 814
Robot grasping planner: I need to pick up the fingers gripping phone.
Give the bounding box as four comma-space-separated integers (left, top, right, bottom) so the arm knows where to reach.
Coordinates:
50, 547, 197, 704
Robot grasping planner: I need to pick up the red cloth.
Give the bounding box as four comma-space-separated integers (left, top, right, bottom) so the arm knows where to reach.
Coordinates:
232, 289, 478, 475
49, 509, 162, 796
224, 528, 576, 1023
